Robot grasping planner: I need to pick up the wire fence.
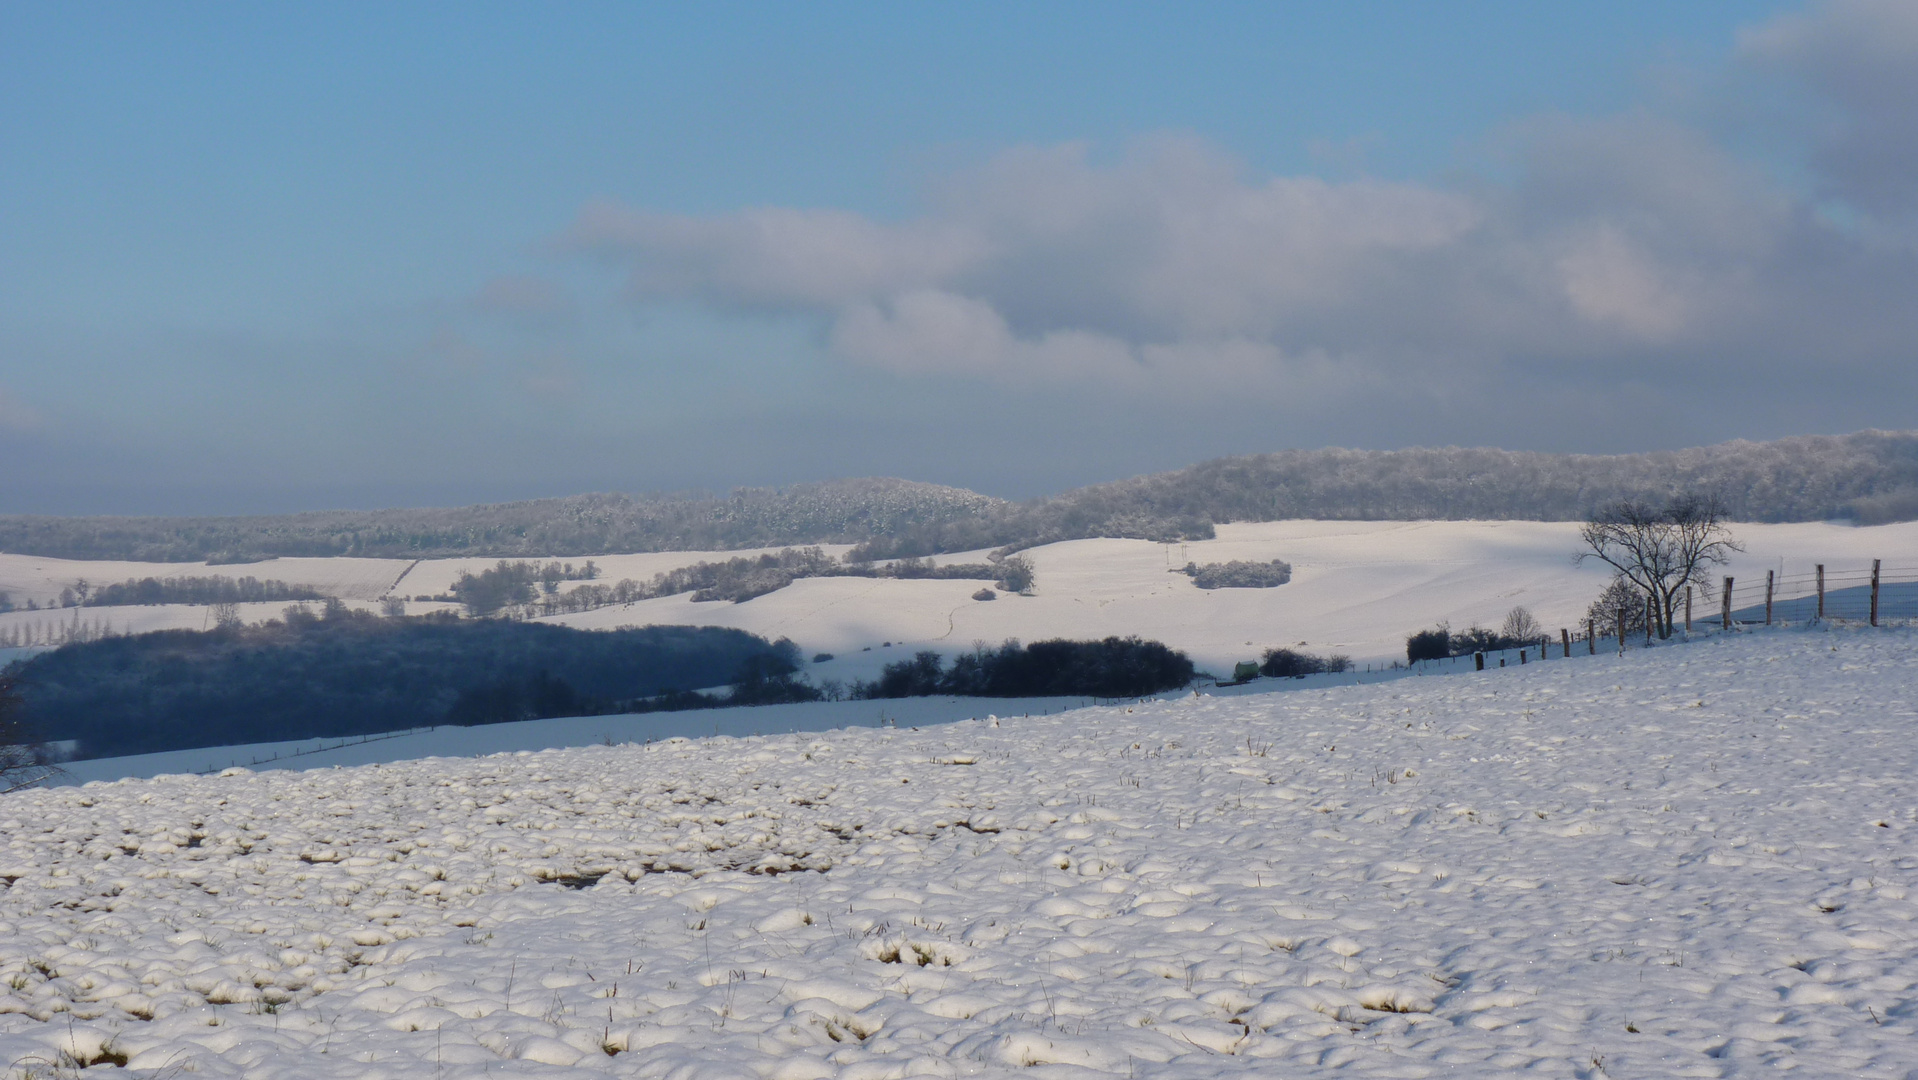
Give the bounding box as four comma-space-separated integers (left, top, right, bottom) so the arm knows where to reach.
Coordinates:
1695, 560, 1917, 629
1396, 559, 1915, 674
1459, 558, 1917, 663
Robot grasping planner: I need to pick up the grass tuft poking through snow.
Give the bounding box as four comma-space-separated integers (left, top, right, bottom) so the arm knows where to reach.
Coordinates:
0, 628, 1915, 1076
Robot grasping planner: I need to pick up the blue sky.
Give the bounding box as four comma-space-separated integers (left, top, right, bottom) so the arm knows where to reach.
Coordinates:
6, 1, 1914, 515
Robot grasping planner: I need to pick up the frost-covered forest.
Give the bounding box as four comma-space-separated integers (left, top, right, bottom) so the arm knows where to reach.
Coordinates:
4, 431, 1914, 562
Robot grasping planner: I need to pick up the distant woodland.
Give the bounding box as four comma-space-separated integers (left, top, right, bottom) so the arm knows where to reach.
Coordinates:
9, 611, 796, 759
4, 431, 1915, 563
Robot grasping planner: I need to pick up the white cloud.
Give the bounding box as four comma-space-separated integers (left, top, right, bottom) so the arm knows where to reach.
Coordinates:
1554, 226, 1693, 341
561, 5, 1918, 413
566, 202, 987, 309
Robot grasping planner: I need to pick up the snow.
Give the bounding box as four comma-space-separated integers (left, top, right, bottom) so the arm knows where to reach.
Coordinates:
0, 600, 403, 646
54, 695, 1125, 787
0, 555, 413, 608
545, 520, 1918, 679
6, 520, 1909, 676
3, 627, 1915, 1077
395, 547, 860, 600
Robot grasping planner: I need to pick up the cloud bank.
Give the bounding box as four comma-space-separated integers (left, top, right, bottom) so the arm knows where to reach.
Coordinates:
564, 1, 1918, 416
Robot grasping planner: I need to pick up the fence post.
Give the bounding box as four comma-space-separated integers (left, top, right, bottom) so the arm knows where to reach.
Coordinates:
1616, 609, 1626, 655
1646, 596, 1657, 644
1816, 564, 1825, 620
1685, 585, 1693, 633
1561, 627, 1570, 658
1722, 576, 1733, 630
1871, 559, 1881, 627
1475, 651, 1485, 671
1765, 570, 1774, 626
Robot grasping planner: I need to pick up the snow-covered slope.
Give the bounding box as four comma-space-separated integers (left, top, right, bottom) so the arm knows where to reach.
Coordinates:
0, 555, 413, 608
2, 628, 1914, 1077
6, 520, 1907, 675
547, 519, 1915, 679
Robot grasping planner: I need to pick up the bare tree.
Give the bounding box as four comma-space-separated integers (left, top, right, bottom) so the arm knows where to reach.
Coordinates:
1578, 495, 1741, 639
0, 674, 60, 794
1500, 606, 1545, 646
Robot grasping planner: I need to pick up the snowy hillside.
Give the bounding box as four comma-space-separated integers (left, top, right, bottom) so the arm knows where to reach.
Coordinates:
2, 629, 1914, 1077
5, 520, 1910, 681
546, 519, 1915, 680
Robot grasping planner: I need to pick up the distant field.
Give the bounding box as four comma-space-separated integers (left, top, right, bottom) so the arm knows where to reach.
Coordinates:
5, 520, 1912, 680
542, 519, 1917, 681
0, 554, 412, 606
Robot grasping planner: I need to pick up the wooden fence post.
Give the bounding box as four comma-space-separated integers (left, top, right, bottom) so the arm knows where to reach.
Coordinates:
1722, 576, 1733, 630
1645, 596, 1656, 644
1685, 585, 1693, 633
1871, 559, 1881, 627
1588, 619, 1596, 655
1616, 609, 1626, 655
1816, 564, 1825, 620
1561, 627, 1570, 658
1765, 570, 1774, 626
1475, 651, 1485, 671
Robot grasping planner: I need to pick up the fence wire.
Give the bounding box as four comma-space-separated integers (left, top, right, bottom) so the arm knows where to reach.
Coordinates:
1687, 562, 1918, 629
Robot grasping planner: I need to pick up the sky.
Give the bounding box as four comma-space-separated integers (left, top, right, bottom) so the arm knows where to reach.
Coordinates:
4, 1, 1916, 516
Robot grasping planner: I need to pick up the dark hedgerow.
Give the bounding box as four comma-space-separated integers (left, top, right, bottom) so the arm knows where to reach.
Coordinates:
1258, 647, 1352, 678
854, 636, 1194, 700
1403, 619, 1540, 664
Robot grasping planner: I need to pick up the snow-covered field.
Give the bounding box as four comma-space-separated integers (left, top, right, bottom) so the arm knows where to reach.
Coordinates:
3, 628, 1914, 1077
546, 520, 1915, 680
0, 556, 412, 608
5, 521, 1909, 676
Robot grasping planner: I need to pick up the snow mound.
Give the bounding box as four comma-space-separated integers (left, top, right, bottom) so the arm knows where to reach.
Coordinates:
2, 629, 1915, 1076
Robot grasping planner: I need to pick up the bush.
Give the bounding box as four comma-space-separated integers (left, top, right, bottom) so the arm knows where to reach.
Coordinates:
1404, 618, 1536, 662
1406, 627, 1450, 663
1259, 647, 1351, 678
1179, 559, 1292, 590
995, 556, 1035, 594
